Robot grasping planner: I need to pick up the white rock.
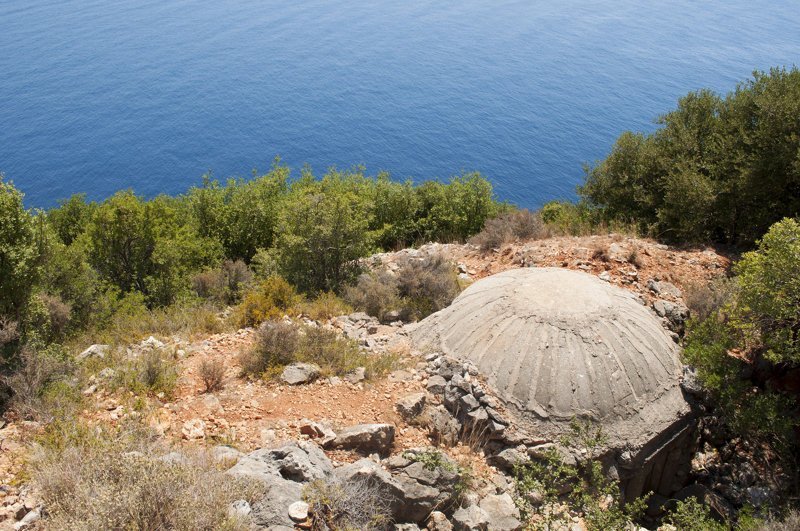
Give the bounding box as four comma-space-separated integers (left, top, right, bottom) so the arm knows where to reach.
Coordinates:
181, 418, 206, 440
288, 500, 310, 522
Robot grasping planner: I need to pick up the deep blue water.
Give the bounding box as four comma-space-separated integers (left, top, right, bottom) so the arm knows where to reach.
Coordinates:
2, 1, 799, 209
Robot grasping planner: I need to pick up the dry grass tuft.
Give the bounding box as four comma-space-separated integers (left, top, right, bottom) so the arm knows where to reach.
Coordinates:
303, 475, 393, 530
199, 359, 226, 393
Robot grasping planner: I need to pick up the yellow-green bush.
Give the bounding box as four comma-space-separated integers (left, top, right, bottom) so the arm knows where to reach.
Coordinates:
235, 275, 302, 328
301, 291, 353, 321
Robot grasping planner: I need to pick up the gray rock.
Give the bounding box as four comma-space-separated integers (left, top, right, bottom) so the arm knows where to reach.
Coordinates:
140, 335, 165, 350
281, 362, 321, 385
426, 375, 448, 395
648, 279, 682, 298
158, 451, 189, 465
13, 507, 41, 530
77, 344, 109, 361
452, 505, 490, 530
396, 393, 427, 419
490, 448, 528, 470
428, 406, 461, 445
428, 511, 454, 531
344, 366, 367, 384
335, 458, 405, 516
395, 525, 421, 531
212, 445, 243, 464
459, 394, 480, 411
267, 442, 334, 482
325, 423, 395, 454
478, 493, 522, 531
228, 499, 252, 518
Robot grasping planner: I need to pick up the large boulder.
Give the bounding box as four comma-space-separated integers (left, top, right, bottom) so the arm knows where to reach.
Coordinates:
325, 423, 395, 454
281, 362, 321, 385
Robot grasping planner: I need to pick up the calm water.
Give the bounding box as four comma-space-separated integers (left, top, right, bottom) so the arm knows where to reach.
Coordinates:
2, 1, 799, 209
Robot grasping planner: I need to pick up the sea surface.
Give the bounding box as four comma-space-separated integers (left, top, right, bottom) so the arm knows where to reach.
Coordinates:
2, 1, 799, 209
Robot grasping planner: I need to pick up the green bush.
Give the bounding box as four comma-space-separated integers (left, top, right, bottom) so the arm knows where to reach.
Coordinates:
235, 275, 302, 327
581, 67, 800, 245
3, 346, 79, 422
239, 321, 301, 377
301, 291, 353, 321
343, 271, 403, 323
0, 177, 39, 321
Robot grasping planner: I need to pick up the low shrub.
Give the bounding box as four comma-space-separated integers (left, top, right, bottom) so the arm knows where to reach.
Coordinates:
301, 291, 353, 321
664, 497, 725, 531
32, 422, 262, 530
199, 359, 225, 393
239, 321, 301, 377
3, 346, 79, 422
469, 209, 548, 251
192, 260, 253, 305
343, 271, 402, 323
303, 475, 392, 530
0, 316, 19, 347
114, 350, 178, 397
235, 275, 302, 328
683, 277, 736, 322
396, 253, 461, 320
240, 321, 401, 379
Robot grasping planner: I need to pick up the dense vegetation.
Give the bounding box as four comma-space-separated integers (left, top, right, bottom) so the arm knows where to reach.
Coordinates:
580, 67, 800, 245
0, 166, 501, 359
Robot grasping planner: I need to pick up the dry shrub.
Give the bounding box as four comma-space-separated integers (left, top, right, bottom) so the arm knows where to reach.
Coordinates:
396, 253, 461, 320
627, 247, 645, 268
3, 347, 78, 422
343, 271, 402, 323
41, 294, 72, 338
591, 242, 610, 262
683, 277, 736, 321
240, 321, 401, 379
239, 321, 301, 377
0, 316, 19, 347
112, 350, 178, 397
193, 260, 253, 304
759, 510, 800, 530
235, 275, 302, 328
32, 424, 262, 531
302, 291, 353, 321
199, 359, 225, 393
469, 209, 548, 251
303, 475, 392, 530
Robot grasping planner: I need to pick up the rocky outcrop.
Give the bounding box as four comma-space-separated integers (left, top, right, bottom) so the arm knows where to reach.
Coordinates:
280, 362, 321, 385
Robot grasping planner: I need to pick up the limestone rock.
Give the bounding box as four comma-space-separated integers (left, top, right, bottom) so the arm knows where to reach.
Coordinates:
426, 375, 448, 394
287, 500, 309, 522
325, 423, 395, 454
479, 493, 522, 531
181, 419, 206, 440
396, 393, 426, 419
343, 366, 366, 384
77, 344, 109, 361
281, 362, 321, 385
452, 505, 490, 530
428, 511, 454, 531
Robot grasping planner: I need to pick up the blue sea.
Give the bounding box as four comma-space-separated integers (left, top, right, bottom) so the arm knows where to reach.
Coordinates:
1, 1, 799, 209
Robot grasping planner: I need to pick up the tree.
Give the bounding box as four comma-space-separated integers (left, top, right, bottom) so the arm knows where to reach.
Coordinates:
0, 177, 39, 319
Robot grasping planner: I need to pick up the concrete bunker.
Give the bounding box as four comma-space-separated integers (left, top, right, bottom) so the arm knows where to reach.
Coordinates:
412, 267, 696, 501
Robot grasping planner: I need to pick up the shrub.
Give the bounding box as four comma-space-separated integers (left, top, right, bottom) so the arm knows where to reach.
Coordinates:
683, 277, 736, 322
664, 497, 725, 531
199, 359, 225, 393
302, 291, 353, 321
3, 346, 79, 422
114, 350, 178, 397
32, 423, 262, 531
469, 209, 547, 251
192, 260, 253, 305
239, 321, 301, 377
303, 475, 392, 530
240, 321, 401, 379
235, 275, 302, 328
0, 177, 39, 320
396, 253, 461, 320
0, 316, 19, 347
343, 271, 402, 323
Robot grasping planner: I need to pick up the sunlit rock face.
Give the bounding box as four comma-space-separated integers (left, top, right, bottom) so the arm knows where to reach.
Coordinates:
412, 267, 696, 500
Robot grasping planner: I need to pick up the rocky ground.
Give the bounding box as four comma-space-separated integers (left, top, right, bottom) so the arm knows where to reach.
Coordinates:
0, 235, 737, 530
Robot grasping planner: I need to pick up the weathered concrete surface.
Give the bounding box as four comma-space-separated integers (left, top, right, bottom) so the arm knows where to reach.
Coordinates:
411, 267, 691, 449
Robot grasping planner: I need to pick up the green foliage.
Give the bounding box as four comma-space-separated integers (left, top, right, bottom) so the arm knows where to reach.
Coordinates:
301, 291, 353, 321
272, 170, 374, 293
235, 275, 302, 328
0, 176, 39, 320
581, 67, 800, 245
47, 193, 94, 246
665, 497, 726, 531
733, 218, 800, 363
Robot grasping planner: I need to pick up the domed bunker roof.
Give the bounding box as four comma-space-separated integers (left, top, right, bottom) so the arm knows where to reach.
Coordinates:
412, 267, 691, 444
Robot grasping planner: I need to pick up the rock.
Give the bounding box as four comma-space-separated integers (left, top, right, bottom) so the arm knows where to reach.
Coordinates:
181, 419, 206, 440
598, 271, 611, 282
478, 493, 522, 530
452, 505, 490, 530
647, 280, 682, 299
141, 335, 165, 350
396, 393, 427, 419
459, 393, 480, 411
212, 445, 243, 464
426, 375, 448, 394
82, 384, 97, 396
13, 507, 40, 530
159, 451, 190, 465
287, 500, 309, 522
395, 525, 422, 531
228, 499, 252, 518
490, 448, 528, 470
335, 458, 405, 516
98, 367, 116, 380
268, 443, 334, 482
428, 511, 454, 531
343, 366, 366, 384
299, 419, 336, 442
77, 344, 109, 361
428, 406, 461, 445
281, 362, 321, 385
382, 310, 402, 323
325, 423, 395, 454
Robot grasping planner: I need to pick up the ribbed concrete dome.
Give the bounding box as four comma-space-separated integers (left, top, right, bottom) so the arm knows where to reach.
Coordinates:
412, 267, 690, 443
